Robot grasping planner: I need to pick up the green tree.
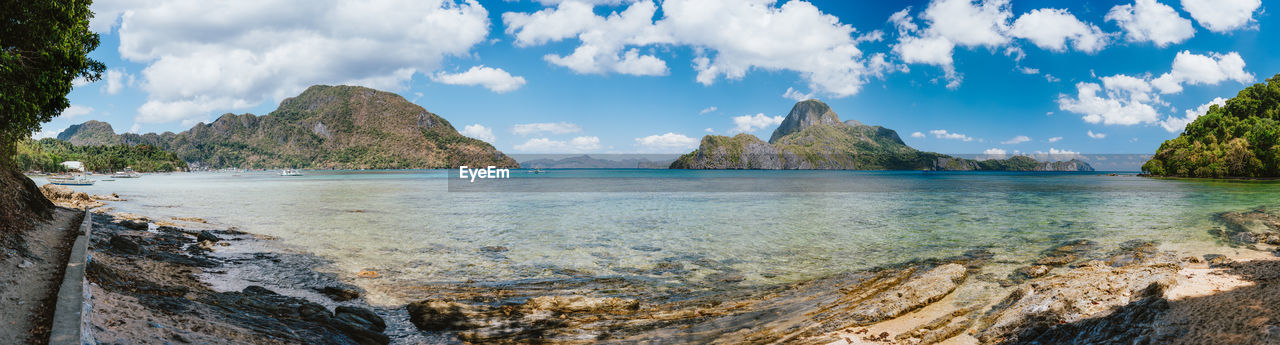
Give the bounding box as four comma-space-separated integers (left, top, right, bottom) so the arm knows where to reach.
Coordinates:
1, 0, 104, 162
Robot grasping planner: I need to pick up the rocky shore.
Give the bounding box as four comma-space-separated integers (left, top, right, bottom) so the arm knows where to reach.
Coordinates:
54, 187, 1280, 344
83, 211, 395, 344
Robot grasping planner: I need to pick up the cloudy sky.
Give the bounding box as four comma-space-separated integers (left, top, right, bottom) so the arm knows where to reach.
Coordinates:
48, 0, 1273, 155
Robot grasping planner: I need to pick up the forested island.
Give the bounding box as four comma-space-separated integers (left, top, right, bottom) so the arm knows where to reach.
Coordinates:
1144, 74, 1280, 178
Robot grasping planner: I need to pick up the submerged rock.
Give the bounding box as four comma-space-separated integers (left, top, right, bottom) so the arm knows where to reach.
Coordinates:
319, 285, 361, 302
109, 235, 143, 255
196, 230, 220, 243
524, 295, 640, 314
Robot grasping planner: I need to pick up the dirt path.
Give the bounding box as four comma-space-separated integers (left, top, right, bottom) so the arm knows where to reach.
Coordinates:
0, 207, 82, 344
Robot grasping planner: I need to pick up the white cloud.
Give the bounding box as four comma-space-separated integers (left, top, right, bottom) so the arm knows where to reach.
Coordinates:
1181, 0, 1261, 33
910, 131, 926, 139
1033, 148, 1082, 160
1044, 74, 1060, 83
532, 0, 637, 5
983, 148, 1008, 158
782, 88, 816, 102
699, 106, 717, 115
890, 0, 1014, 88
1150, 51, 1253, 94
117, 0, 491, 124
1058, 81, 1160, 125
432, 66, 527, 93
730, 113, 785, 134
1105, 0, 1195, 47
460, 124, 496, 142
104, 69, 134, 95
504, 0, 897, 98
61, 105, 94, 118
514, 136, 602, 153
512, 122, 583, 136
1019, 67, 1039, 74
929, 129, 974, 142
1047, 136, 1063, 143
634, 132, 699, 152
1087, 130, 1107, 139
1160, 96, 1226, 132
704, 127, 715, 133
1010, 8, 1109, 53
1001, 135, 1030, 144
1058, 51, 1250, 127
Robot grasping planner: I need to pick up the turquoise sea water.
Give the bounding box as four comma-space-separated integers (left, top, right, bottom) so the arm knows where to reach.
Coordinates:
48, 170, 1280, 305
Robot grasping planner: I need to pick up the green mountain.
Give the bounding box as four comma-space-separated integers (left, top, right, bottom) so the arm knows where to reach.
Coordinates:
1143, 74, 1280, 178
671, 100, 1093, 171
57, 85, 518, 169
56, 120, 121, 146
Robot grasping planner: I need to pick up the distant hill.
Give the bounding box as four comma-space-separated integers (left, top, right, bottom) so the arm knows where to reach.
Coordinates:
521, 155, 673, 169
56, 85, 517, 169
672, 100, 1093, 171
1144, 74, 1280, 178
57, 120, 121, 146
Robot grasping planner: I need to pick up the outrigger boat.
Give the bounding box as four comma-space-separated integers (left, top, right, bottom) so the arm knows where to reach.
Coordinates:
111, 168, 142, 178
47, 175, 95, 186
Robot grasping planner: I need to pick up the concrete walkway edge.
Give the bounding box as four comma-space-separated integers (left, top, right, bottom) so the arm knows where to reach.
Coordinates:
48, 209, 94, 345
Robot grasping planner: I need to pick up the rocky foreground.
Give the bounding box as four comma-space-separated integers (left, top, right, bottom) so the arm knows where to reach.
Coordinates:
72, 196, 1280, 344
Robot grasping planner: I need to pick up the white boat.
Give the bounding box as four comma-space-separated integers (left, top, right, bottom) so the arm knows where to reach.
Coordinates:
48, 175, 95, 186
111, 168, 141, 178
280, 169, 303, 176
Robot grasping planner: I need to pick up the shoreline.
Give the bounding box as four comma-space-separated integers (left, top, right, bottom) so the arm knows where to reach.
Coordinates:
36, 185, 1280, 344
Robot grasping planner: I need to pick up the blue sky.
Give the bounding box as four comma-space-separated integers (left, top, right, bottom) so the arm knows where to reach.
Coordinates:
48, 0, 1274, 156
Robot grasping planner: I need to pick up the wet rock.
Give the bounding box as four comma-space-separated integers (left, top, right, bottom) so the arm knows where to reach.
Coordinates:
204, 286, 389, 345
524, 295, 640, 314
706, 272, 746, 284
196, 230, 220, 243
1260, 231, 1280, 245
1204, 254, 1232, 268
406, 300, 490, 332
319, 285, 361, 302
479, 245, 508, 253
1182, 256, 1204, 264
117, 219, 149, 230
1013, 265, 1050, 279
110, 235, 143, 255
335, 306, 387, 332
631, 245, 662, 252
1035, 239, 1095, 267
1231, 231, 1261, 244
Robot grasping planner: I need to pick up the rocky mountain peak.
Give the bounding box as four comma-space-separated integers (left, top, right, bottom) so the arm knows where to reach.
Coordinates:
769, 99, 843, 143
56, 120, 121, 146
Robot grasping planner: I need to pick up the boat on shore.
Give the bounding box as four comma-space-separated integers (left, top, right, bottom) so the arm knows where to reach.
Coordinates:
47, 175, 95, 186
111, 168, 142, 178
280, 169, 303, 176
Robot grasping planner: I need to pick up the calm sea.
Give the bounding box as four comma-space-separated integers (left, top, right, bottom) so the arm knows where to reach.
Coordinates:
48, 170, 1280, 305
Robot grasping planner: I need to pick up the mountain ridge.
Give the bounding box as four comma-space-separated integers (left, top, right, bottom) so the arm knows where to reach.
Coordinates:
672, 100, 1093, 171
57, 85, 518, 169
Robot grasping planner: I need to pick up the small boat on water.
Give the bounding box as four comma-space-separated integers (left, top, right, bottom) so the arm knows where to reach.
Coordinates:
280, 169, 303, 176
111, 168, 142, 178
48, 175, 95, 186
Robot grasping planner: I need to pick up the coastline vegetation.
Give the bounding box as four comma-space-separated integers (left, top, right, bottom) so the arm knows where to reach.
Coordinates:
1144, 74, 1280, 178
13, 138, 188, 173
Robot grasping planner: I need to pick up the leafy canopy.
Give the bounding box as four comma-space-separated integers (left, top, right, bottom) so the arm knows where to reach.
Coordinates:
1143, 74, 1280, 178
1, 0, 105, 159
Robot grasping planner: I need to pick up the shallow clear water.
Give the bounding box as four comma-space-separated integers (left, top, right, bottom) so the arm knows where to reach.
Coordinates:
50, 170, 1280, 305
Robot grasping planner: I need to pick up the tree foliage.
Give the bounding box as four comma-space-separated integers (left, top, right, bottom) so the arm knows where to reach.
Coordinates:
13, 138, 188, 173
0, 0, 104, 160
1143, 74, 1280, 178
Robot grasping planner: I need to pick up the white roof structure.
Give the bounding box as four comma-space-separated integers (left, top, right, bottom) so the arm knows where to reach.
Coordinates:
61, 161, 84, 171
